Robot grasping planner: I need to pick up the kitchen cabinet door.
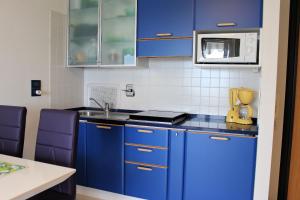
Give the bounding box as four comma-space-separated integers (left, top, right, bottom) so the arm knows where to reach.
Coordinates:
137, 0, 194, 39
137, 0, 194, 57
183, 131, 257, 200
137, 39, 193, 57
195, 0, 263, 30
125, 162, 168, 200
68, 0, 99, 66
76, 122, 87, 186
167, 130, 185, 200
100, 0, 137, 66
86, 123, 124, 194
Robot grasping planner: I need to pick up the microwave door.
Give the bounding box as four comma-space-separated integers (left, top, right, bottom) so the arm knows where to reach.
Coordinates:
197, 33, 246, 63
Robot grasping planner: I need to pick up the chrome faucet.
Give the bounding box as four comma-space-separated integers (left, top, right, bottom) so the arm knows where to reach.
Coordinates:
89, 98, 110, 113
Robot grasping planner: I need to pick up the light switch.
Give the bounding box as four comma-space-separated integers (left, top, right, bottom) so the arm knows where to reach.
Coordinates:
31, 80, 41, 97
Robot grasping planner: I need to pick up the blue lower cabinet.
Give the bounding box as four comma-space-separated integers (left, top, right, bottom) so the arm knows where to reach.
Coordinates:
125, 162, 168, 200
167, 130, 185, 200
86, 123, 124, 194
125, 126, 169, 147
76, 122, 87, 186
125, 144, 168, 166
183, 131, 257, 200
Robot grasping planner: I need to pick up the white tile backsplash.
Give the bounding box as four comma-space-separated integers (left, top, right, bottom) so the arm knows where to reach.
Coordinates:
84, 58, 261, 116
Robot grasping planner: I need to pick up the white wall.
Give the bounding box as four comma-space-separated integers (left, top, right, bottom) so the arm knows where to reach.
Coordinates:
254, 0, 290, 199
50, 11, 84, 109
84, 58, 261, 116
0, 0, 83, 159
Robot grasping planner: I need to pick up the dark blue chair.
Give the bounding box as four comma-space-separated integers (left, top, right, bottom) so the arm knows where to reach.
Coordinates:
0, 105, 27, 158
30, 109, 79, 200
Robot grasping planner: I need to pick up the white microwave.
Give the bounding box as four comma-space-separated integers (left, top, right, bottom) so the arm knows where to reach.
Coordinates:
194, 31, 259, 66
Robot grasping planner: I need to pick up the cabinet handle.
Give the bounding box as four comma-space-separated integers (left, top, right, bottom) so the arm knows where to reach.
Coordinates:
137, 129, 153, 134
96, 125, 112, 130
137, 148, 153, 153
217, 22, 237, 27
137, 166, 153, 171
156, 33, 173, 37
210, 136, 230, 141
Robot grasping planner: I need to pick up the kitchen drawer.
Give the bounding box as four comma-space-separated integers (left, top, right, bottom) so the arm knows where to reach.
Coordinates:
125, 161, 167, 200
125, 144, 168, 166
125, 126, 168, 147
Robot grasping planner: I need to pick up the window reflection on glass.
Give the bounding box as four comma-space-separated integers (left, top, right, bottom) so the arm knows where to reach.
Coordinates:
202, 38, 240, 59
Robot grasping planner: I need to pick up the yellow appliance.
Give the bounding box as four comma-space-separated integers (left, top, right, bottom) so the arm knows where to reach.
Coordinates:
226, 87, 254, 125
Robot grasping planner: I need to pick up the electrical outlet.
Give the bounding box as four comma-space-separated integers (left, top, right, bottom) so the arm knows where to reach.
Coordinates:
124, 84, 135, 97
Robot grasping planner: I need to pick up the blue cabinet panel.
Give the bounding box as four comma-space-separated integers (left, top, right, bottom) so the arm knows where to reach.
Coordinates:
137, 0, 194, 39
195, 0, 263, 30
137, 39, 193, 57
86, 123, 124, 193
167, 130, 185, 200
125, 162, 168, 200
125, 144, 168, 166
183, 132, 257, 200
76, 122, 87, 186
125, 126, 168, 147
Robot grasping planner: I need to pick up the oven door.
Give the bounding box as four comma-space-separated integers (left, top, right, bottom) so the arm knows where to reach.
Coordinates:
196, 33, 246, 64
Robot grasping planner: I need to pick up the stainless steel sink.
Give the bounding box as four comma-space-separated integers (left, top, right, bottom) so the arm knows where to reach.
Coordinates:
78, 110, 131, 121
78, 110, 104, 117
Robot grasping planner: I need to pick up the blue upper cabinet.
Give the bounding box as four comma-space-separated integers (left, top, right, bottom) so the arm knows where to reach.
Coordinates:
137, 0, 194, 57
184, 131, 257, 200
195, 0, 263, 30
86, 123, 124, 194
137, 0, 194, 38
137, 39, 193, 57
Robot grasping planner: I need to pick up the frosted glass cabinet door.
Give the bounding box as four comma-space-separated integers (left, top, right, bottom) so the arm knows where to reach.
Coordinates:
68, 0, 99, 66
100, 0, 136, 66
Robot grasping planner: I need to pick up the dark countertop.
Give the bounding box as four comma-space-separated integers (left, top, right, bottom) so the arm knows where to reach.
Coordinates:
68, 107, 258, 136
177, 115, 258, 135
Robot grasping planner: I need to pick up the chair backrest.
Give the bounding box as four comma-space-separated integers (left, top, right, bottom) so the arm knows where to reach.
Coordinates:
0, 105, 27, 158
35, 109, 79, 198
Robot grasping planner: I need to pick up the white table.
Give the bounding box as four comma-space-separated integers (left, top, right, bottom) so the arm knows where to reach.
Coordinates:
0, 154, 76, 200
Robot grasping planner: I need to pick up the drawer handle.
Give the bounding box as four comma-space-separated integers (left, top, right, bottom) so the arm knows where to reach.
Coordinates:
156, 33, 173, 37
137, 166, 153, 171
217, 22, 237, 27
137, 148, 153, 153
96, 125, 112, 130
137, 129, 153, 134
210, 136, 230, 141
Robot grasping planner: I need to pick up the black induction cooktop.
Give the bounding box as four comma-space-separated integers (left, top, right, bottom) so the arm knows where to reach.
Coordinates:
129, 110, 188, 125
